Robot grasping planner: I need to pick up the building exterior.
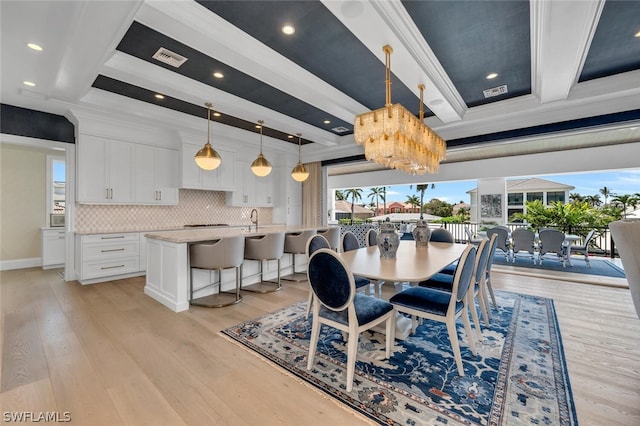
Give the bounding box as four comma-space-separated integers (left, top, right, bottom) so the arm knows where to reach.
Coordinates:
467, 177, 574, 224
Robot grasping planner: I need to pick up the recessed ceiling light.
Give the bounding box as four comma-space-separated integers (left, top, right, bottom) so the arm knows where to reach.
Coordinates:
213, 112, 221, 117
255, 124, 262, 129
154, 94, 165, 99
635, 31, 640, 38
486, 73, 498, 80
323, 120, 331, 124
213, 72, 224, 79
23, 81, 36, 87
27, 43, 42, 51
282, 25, 295, 35
288, 135, 294, 139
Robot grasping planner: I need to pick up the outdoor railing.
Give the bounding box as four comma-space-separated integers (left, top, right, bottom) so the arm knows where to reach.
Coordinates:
338, 221, 617, 258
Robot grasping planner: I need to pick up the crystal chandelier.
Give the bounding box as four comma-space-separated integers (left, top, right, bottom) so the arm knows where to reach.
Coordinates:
354, 45, 446, 175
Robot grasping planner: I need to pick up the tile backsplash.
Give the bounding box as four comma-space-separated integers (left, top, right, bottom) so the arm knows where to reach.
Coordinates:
75, 189, 273, 233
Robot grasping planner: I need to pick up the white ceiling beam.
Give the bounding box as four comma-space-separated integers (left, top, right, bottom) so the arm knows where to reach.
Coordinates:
531, 0, 603, 104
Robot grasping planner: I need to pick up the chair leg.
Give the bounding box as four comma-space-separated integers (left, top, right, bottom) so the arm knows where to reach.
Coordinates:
487, 274, 499, 310
346, 329, 359, 392
385, 315, 395, 359
445, 318, 464, 376
477, 283, 490, 325
461, 305, 477, 355
306, 307, 321, 371
305, 290, 313, 318
467, 291, 483, 342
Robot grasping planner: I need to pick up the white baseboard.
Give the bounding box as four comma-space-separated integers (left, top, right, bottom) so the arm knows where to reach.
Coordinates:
0, 257, 41, 271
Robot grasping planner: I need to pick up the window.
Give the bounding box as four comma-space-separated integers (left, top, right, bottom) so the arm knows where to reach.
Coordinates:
508, 208, 524, 222
47, 155, 65, 225
526, 192, 543, 202
508, 192, 523, 205
547, 191, 565, 204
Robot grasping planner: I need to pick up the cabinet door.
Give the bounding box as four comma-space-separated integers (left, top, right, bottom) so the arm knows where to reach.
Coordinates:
255, 174, 273, 206
42, 230, 66, 268
77, 134, 109, 202
155, 147, 179, 204
181, 142, 202, 189
216, 148, 236, 191
181, 144, 235, 191
134, 144, 157, 203
107, 140, 134, 203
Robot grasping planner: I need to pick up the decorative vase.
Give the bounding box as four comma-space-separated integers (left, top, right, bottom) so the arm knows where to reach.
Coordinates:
377, 218, 400, 259
413, 219, 431, 247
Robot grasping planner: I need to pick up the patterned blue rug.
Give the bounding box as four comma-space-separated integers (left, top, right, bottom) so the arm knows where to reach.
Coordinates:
492, 254, 625, 278
221, 291, 578, 425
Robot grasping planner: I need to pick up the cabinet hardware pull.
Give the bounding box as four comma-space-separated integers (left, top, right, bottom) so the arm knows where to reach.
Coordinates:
101, 248, 125, 252
101, 236, 125, 239
101, 264, 125, 270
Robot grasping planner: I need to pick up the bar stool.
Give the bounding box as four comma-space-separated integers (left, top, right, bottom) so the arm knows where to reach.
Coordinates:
317, 227, 340, 252
282, 229, 317, 281
242, 231, 285, 293
189, 235, 245, 308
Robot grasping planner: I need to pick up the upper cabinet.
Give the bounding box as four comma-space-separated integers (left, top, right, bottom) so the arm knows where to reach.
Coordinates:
181, 143, 236, 192
134, 144, 179, 205
77, 134, 135, 203
226, 160, 274, 207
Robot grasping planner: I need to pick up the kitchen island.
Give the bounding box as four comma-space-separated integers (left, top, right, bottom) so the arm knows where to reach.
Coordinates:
144, 225, 331, 312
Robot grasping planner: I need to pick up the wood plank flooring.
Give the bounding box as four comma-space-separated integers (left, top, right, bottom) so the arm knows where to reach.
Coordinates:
1, 267, 639, 425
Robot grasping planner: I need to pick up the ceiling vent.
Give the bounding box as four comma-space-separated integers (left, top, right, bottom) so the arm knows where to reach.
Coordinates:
152, 47, 188, 68
483, 84, 508, 98
332, 126, 350, 133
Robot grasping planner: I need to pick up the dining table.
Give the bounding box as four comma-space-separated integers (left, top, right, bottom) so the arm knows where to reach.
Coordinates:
337, 240, 469, 339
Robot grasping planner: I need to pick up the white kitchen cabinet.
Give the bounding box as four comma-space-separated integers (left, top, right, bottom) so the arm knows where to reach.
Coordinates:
41, 228, 66, 269
75, 232, 143, 284
226, 160, 274, 207
181, 143, 236, 191
134, 144, 179, 205
77, 134, 134, 203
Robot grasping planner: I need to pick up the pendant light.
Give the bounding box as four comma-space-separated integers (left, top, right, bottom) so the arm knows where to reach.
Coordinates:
194, 102, 222, 170
250, 120, 272, 177
291, 133, 309, 182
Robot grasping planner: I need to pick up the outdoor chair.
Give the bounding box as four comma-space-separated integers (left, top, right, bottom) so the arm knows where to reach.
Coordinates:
304, 234, 331, 318
430, 228, 454, 243
510, 228, 536, 264
566, 229, 596, 267
486, 226, 510, 261
306, 248, 395, 392
390, 245, 478, 376
341, 231, 374, 295
538, 228, 568, 267
465, 226, 483, 246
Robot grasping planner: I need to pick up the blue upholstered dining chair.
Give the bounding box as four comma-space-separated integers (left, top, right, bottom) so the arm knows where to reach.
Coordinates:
418, 238, 491, 339
390, 245, 478, 376
341, 231, 374, 295
486, 226, 510, 261
366, 228, 378, 247
306, 248, 395, 392
304, 234, 331, 318
483, 233, 500, 315
429, 228, 454, 243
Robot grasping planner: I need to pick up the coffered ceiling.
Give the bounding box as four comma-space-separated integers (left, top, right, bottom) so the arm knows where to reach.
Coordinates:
1, 0, 639, 165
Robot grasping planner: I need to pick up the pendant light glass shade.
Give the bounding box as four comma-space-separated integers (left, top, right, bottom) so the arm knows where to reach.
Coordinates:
195, 102, 222, 170
251, 120, 272, 177
291, 133, 309, 182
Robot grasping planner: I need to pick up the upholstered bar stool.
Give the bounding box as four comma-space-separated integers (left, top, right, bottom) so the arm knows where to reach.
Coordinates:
242, 231, 285, 292
317, 227, 340, 252
189, 235, 245, 308
282, 229, 317, 281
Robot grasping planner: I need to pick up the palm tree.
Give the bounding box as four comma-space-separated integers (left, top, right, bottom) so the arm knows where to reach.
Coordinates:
600, 186, 612, 205
410, 183, 434, 219
382, 186, 387, 215
343, 188, 363, 223
569, 192, 584, 203
584, 194, 602, 208
367, 187, 384, 215
406, 195, 420, 212
611, 193, 639, 218
335, 190, 345, 201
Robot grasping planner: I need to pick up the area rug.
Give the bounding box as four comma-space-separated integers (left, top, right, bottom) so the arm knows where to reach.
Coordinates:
221, 291, 578, 425
492, 254, 625, 278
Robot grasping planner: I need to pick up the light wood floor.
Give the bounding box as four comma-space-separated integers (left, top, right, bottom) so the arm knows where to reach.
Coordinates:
1, 267, 639, 425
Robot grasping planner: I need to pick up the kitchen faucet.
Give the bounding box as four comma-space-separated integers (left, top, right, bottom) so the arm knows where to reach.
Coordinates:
250, 208, 258, 231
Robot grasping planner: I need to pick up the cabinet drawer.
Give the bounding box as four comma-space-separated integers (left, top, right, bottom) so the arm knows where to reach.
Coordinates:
82, 233, 139, 243
82, 241, 139, 260
81, 257, 140, 280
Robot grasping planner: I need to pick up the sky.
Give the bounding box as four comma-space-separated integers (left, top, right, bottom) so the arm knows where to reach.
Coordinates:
356, 169, 640, 205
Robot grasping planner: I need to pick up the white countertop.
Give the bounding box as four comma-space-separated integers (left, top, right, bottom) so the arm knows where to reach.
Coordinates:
144, 225, 335, 244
